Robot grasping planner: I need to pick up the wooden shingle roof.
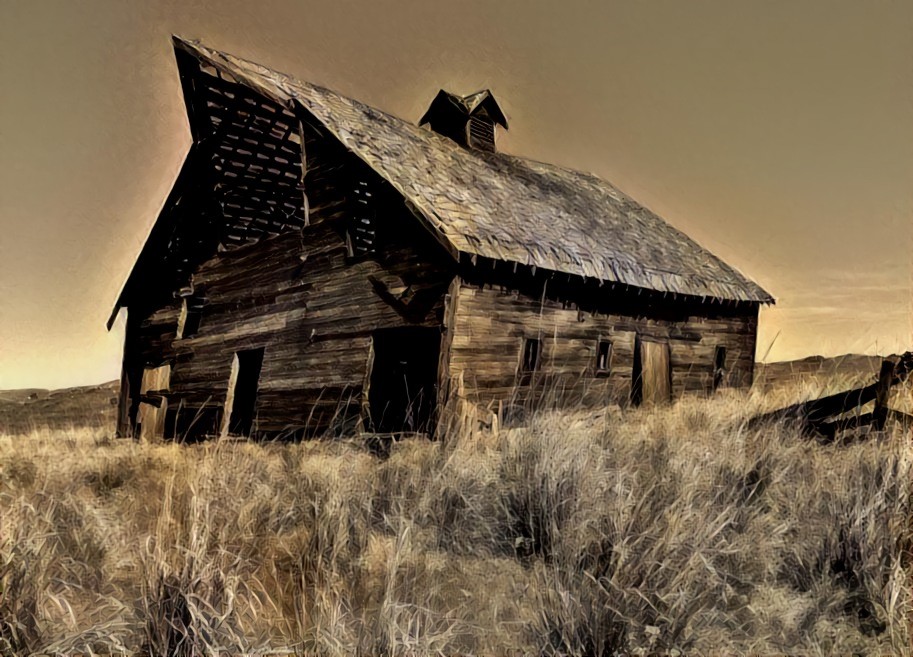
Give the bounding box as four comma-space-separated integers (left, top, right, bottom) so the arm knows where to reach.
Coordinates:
172, 37, 773, 304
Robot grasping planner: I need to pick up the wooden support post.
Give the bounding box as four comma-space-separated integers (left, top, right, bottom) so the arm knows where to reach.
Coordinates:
115, 361, 132, 439
360, 337, 375, 434
873, 359, 895, 431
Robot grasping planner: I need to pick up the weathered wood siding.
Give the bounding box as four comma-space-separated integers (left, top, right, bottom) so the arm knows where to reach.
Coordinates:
163, 213, 451, 437
116, 302, 182, 438
124, 209, 453, 439
446, 278, 758, 412
119, 83, 455, 437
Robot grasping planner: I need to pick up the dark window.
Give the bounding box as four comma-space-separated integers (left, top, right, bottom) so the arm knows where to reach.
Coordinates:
521, 338, 541, 373
595, 340, 613, 376
713, 346, 727, 391
178, 295, 204, 338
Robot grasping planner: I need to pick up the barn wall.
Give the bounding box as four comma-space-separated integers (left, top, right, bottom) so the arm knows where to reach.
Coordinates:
446, 279, 758, 413
117, 55, 459, 439
176, 215, 450, 437
125, 212, 453, 439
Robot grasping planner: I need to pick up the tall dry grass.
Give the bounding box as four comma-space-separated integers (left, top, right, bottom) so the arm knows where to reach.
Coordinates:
1, 387, 911, 655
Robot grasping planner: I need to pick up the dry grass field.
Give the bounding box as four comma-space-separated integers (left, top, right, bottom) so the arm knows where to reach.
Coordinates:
0, 381, 118, 436
1, 374, 911, 655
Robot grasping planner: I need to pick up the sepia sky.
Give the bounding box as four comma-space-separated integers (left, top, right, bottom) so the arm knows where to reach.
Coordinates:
1, 0, 911, 389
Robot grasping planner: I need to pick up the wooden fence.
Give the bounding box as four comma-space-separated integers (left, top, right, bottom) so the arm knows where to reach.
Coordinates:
749, 352, 913, 439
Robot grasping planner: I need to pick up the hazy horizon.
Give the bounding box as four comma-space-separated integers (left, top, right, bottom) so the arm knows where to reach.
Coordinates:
1, 0, 910, 389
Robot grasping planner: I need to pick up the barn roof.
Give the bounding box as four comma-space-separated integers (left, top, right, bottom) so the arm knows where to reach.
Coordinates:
174, 38, 772, 303
112, 37, 774, 327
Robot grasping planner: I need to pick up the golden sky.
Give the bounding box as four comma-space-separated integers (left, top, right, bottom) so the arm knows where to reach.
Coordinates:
1, 0, 911, 389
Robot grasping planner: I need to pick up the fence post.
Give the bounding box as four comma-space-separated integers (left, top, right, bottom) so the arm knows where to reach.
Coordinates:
873, 359, 895, 431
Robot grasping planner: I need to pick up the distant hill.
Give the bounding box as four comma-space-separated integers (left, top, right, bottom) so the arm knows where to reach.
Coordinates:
755, 353, 892, 388
755, 353, 913, 415
0, 380, 118, 435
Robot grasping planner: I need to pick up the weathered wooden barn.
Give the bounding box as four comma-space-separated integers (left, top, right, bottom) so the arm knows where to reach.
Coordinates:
108, 37, 774, 440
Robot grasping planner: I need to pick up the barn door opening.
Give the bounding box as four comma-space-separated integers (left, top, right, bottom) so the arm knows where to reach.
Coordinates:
222, 347, 265, 438
369, 327, 440, 434
631, 337, 671, 406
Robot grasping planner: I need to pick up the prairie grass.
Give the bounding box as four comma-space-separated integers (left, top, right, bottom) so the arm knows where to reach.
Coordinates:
0, 386, 911, 655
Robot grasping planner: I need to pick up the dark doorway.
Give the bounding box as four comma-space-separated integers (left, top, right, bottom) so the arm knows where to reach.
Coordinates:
631, 336, 643, 406
521, 337, 541, 373
595, 339, 613, 376
225, 347, 265, 437
369, 327, 440, 433
518, 337, 541, 386
713, 346, 727, 392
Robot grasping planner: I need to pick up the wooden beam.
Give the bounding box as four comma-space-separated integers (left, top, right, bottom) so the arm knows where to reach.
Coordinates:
747, 383, 878, 430
138, 393, 165, 408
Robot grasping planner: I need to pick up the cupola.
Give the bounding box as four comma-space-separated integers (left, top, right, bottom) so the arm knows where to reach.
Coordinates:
418, 89, 508, 153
